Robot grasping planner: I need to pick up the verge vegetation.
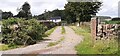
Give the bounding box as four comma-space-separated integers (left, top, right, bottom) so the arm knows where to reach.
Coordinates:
0, 18, 56, 51
70, 25, 118, 54
61, 26, 65, 34
45, 26, 57, 37
47, 37, 65, 47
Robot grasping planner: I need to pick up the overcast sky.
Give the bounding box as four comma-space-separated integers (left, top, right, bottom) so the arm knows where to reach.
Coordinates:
0, 0, 119, 18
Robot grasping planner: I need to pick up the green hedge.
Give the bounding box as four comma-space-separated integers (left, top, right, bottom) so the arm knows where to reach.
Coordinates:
2, 18, 47, 45
105, 21, 120, 24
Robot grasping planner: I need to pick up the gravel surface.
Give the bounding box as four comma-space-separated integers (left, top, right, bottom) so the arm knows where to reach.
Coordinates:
37, 26, 83, 54
1, 26, 62, 54
1, 26, 83, 56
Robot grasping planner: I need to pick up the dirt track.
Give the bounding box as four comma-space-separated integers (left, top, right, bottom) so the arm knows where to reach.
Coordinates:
1, 26, 82, 55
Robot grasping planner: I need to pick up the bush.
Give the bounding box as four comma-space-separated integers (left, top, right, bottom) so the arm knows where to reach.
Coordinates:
2, 18, 47, 45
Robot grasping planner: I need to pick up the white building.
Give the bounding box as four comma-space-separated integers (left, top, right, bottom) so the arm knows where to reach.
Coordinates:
49, 17, 61, 23
0, 25, 1, 32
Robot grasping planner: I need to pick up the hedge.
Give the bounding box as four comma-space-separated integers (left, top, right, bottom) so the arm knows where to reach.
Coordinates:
2, 18, 47, 46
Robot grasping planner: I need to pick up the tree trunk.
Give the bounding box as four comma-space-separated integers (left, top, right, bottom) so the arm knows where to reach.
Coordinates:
78, 21, 80, 27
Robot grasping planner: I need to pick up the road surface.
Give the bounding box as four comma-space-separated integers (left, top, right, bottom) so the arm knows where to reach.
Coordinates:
1, 26, 83, 56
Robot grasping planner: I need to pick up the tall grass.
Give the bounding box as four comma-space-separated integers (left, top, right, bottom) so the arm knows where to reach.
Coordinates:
70, 26, 118, 54
0, 44, 24, 51
45, 26, 57, 36
61, 26, 65, 34
47, 37, 65, 47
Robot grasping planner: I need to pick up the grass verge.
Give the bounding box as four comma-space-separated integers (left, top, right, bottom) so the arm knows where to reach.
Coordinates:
0, 44, 9, 51
47, 37, 65, 47
61, 26, 65, 34
70, 26, 118, 54
0, 44, 23, 51
45, 26, 57, 37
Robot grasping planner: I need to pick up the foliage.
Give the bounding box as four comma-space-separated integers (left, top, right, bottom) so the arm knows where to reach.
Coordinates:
112, 17, 120, 21
47, 37, 64, 47
105, 21, 120, 24
16, 2, 32, 19
0, 44, 9, 51
2, 12, 13, 19
45, 26, 57, 36
64, 2, 102, 23
70, 26, 118, 54
64, 9, 76, 23
61, 26, 65, 34
2, 18, 47, 46
0, 44, 24, 51
34, 9, 65, 20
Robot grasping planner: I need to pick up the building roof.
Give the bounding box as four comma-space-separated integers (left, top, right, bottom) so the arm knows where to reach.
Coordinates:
50, 17, 61, 20
38, 20, 52, 22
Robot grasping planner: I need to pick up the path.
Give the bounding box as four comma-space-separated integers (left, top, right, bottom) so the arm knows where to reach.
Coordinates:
1, 26, 83, 56
36, 26, 83, 54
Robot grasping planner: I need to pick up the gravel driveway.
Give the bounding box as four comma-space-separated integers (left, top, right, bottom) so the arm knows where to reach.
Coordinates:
1, 26, 83, 56
37, 26, 83, 54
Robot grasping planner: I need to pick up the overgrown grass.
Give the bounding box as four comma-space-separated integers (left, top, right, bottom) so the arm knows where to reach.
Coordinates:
104, 21, 120, 24
61, 26, 65, 34
70, 26, 118, 54
0, 44, 23, 51
0, 44, 9, 51
47, 37, 65, 47
45, 26, 57, 36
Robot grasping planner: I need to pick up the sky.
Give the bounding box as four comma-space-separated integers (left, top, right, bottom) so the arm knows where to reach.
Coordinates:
0, 0, 120, 18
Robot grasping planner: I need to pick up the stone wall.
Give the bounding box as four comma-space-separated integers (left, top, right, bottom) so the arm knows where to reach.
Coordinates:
91, 17, 119, 40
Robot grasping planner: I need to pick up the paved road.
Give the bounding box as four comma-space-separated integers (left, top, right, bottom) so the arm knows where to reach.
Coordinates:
1, 26, 83, 56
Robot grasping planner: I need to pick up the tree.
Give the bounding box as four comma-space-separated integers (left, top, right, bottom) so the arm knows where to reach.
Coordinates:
36, 9, 65, 20
64, 2, 102, 25
64, 7, 76, 23
112, 17, 120, 21
2, 11, 13, 19
16, 2, 32, 19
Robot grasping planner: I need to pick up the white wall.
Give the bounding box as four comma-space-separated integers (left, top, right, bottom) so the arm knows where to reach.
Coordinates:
0, 25, 1, 32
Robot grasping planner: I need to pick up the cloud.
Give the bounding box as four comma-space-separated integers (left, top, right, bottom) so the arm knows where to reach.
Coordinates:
0, 0, 67, 15
0, 0, 119, 18
97, 0, 120, 18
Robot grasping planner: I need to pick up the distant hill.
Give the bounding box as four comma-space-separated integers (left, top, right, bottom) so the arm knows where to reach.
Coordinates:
96, 16, 111, 19
112, 17, 120, 21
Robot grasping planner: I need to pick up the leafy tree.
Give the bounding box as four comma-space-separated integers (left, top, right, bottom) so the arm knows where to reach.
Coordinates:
36, 9, 65, 20
64, 8, 76, 23
16, 2, 32, 19
112, 17, 120, 21
64, 2, 102, 25
2, 11, 13, 19
52, 9, 61, 17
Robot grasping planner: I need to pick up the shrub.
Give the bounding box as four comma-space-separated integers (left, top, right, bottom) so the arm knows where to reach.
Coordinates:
2, 18, 47, 45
